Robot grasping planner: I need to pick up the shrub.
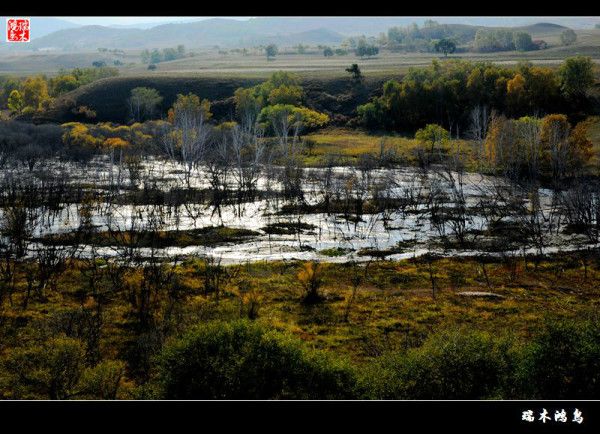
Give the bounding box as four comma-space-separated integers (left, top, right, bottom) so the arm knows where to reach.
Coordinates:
79, 360, 127, 399
152, 320, 357, 399
0, 336, 86, 399
366, 329, 512, 399
516, 318, 600, 399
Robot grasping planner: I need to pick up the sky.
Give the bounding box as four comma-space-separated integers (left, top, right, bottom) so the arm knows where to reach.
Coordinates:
46, 16, 600, 30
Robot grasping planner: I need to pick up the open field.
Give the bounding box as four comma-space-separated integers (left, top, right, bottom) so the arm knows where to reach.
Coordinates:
3, 50, 600, 78
2, 27, 600, 77
303, 128, 475, 166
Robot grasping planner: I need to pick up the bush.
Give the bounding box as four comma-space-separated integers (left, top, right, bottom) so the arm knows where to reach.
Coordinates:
152, 320, 357, 399
516, 318, 600, 399
79, 360, 127, 399
366, 329, 512, 399
0, 336, 86, 399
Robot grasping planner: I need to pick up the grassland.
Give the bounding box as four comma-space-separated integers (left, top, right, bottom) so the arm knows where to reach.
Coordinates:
303, 127, 477, 166
3, 252, 599, 366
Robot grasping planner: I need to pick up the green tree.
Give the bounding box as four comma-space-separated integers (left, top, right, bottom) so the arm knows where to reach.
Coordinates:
323, 47, 334, 57
0, 76, 21, 108
434, 38, 456, 56
473, 29, 515, 52
415, 123, 450, 153
234, 87, 262, 122
513, 32, 533, 51
128, 87, 163, 122
140, 49, 151, 64
78, 360, 126, 399
150, 49, 162, 64
49, 74, 78, 96
345, 63, 363, 83
560, 29, 577, 46
265, 44, 278, 60
558, 56, 594, 98
233, 71, 303, 122
355, 38, 379, 57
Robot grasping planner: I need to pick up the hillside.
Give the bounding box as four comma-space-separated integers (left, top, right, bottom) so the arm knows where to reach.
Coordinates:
42, 73, 397, 124
19, 17, 583, 52
26, 25, 144, 50
517, 22, 568, 33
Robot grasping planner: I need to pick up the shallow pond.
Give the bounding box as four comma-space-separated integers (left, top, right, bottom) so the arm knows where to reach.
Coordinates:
1, 157, 594, 264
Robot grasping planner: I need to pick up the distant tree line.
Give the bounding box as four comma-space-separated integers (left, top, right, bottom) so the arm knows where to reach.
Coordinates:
473, 28, 538, 52
141, 45, 186, 65
383, 20, 477, 52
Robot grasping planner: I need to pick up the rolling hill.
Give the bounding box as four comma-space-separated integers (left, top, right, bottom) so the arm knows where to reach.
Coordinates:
18, 17, 585, 52
26, 19, 345, 50
42, 73, 396, 124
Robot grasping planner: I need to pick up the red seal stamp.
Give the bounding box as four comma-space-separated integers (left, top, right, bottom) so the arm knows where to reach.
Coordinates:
6, 18, 30, 42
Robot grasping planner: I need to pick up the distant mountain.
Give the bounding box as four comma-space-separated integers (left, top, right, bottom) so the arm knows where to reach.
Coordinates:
246, 28, 344, 46
27, 25, 143, 50
27, 18, 345, 50
108, 18, 208, 30
16, 17, 591, 51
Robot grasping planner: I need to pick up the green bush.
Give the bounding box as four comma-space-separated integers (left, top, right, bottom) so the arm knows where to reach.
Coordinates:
516, 318, 600, 399
0, 336, 86, 399
152, 320, 358, 399
365, 329, 513, 399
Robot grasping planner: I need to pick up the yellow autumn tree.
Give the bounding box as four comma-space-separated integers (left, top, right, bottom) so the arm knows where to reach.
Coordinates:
506, 73, 526, 115
540, 114, 571, 180
22, 76, 51, 111
568, 119, 594, 172
62, 122, 103, 153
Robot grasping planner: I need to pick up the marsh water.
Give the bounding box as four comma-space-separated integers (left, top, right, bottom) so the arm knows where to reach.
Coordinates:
0, 156, 595, 264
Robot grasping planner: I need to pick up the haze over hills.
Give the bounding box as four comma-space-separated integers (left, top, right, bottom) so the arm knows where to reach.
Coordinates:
1, 16, 597, 51
11, 18, 348, 50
